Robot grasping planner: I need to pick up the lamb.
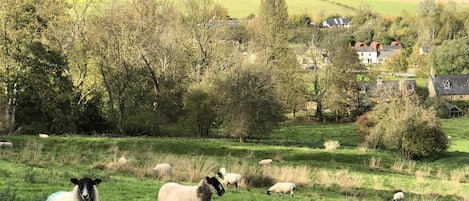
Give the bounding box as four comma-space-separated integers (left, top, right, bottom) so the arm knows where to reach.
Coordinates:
46, 177, 102, 201
216, 168, 243, 189
258, 159, 273, 165
157, 176, 225, 201
0, 141, 13, 148
152, 163, 172, 176
266, 182, 296, 197
393, 191, 404, 201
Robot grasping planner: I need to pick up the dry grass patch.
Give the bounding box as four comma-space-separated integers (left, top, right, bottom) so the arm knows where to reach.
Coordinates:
315, 169, 363, 191
368, 156, 381, 170
324, 140, 340, 151
391, 159, 416, 174
415, 166, 432, 185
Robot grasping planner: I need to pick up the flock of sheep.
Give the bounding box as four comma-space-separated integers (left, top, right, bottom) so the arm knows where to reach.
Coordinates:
45, 157, 301, 201
3, 134, 405, 200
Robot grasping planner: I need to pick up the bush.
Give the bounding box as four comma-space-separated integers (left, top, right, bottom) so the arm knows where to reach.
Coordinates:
359, 95, 448, 160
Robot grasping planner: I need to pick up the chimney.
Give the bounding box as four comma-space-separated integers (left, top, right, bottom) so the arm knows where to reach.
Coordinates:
430, 67, 436, 78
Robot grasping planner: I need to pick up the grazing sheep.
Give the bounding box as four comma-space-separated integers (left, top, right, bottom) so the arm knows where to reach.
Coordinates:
0, 141, 13, 148
217, 168, 243, 189
258, 159, 273, 166
152, 163, 172, 176
266, 182, 296, 197
47, 177, 102, 201
157, 176, 225, 201
39, 133, 49, 138
393, 191, 404, 201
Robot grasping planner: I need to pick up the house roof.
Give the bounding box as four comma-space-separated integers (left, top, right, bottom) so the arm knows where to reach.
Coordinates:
323, 18, 350, 26
377, 50, 399, 59
361, 80, 416, 90
421, 46, 431, 52
429, 74, 469, 96
354, 46, 376, 53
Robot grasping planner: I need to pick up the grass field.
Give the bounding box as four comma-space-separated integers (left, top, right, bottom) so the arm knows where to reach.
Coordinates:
214, 0, 469, 19
0, 117, 468, 200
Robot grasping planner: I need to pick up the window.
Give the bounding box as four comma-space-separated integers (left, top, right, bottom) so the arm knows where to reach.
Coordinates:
442, 80, 451, 89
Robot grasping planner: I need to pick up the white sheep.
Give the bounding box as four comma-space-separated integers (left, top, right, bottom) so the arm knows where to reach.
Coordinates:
393, 191, 404, 201
217, 168, 243, 189
266, 182, 296, 197
152, 163, 172, 176
46, 177, 102, 201
0, 141, 13, 148
258, 159, 273, 165
157, 176, 225, 201
39, 133, 49, 138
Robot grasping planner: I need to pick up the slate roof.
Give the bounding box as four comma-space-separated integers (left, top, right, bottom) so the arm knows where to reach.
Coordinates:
360, 80, 417, 94
429, 74, 469, 96
354, 46, 376, 53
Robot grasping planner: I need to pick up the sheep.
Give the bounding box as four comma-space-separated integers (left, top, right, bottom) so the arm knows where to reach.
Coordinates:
393, 191, 404, 201
258, 159, 273, 166
46, 177, 102, 201
152, 163, 172, 176
157, 176, 225, 201
216, 168, 243, 189
266, 182, 296, 197
0, 141, 13, 148
39, 133, 49, 138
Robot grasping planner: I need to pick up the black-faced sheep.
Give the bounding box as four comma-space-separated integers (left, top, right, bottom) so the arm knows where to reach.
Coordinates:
46, 177, 102, 201
157, 176, 225, 201
152, 163, 172, 176
216, 168, 243, 189
258, 159, 273, 165
393, 191, 404, 201
266, 182, 296, 197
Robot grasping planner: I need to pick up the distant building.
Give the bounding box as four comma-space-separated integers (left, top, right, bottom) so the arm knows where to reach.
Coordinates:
322, 18, 350, 28
427, 72, 469, 101
352, 41, 402, 65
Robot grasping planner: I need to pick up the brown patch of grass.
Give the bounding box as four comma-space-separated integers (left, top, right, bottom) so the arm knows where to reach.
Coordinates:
415, 166, 431, 185
391, 159, 416, 174
324, 140, 340, 151
368, 157, 381, 170
315, 169, 362, 191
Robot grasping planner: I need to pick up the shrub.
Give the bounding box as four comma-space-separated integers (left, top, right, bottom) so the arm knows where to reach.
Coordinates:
324, 140, 340, 151
358, 95, 448, 160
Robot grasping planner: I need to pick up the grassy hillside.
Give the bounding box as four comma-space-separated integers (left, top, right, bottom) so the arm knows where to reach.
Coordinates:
1, 118, 468, 200
214, 0, 469, 19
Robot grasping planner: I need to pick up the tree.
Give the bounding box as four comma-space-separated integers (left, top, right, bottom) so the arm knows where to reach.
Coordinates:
320, 31, 364, 121
0, 0, 74, 134
357, 95, 447, 160
255, 0, 308, 118
426, 36, 469, 75
211, 62, 285, 143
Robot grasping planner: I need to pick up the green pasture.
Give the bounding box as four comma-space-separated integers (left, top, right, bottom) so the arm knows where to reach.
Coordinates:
0, 117, 468, 200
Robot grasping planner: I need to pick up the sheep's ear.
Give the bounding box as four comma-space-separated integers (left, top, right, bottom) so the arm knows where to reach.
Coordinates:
205, 176, 210, 182
216, 172, 224, 179
71, 178, 79, 185
94, 179, 102, 185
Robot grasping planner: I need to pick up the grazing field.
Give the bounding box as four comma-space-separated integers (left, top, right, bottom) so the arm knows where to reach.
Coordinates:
0, 118, 468, 200
214, 0, 469, 19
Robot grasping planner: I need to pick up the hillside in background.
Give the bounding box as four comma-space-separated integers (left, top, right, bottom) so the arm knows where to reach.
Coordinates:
214, 0, 469, 19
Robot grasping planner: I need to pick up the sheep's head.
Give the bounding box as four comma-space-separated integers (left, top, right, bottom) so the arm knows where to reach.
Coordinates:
206, 176, 225, 196
71, 177, 102, 201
